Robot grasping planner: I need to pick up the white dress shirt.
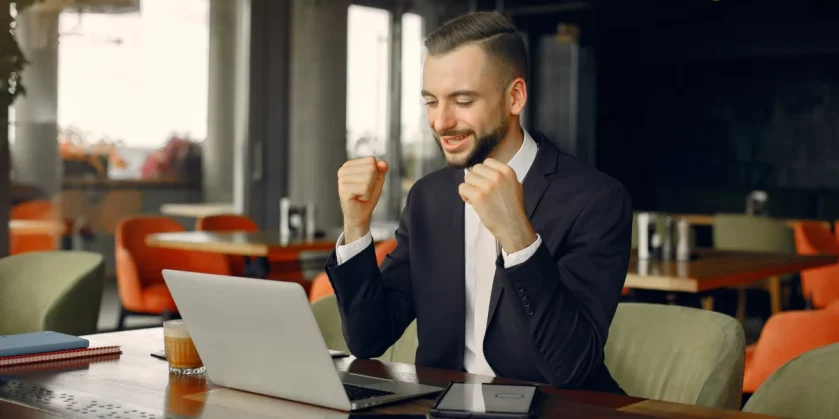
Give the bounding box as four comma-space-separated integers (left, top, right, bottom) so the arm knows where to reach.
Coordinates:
335, 129, 541, 377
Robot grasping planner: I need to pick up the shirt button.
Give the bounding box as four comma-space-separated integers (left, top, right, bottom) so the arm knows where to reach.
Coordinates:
514, 283, 523, 291
517, 289, 526, 298
522, 297, 531, 308
525, 307, 535, 316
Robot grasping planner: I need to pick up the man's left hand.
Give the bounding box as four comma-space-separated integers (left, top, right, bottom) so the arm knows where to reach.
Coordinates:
459, 158, 538, 254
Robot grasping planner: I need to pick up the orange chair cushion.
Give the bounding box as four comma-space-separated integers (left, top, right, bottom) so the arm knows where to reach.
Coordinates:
743, 307, 839, 393
140, 284, 178, 314
794, 222, 839, 308
309, 273, 333, 302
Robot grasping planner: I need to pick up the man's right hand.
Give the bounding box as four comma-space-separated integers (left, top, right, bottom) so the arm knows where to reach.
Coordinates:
338, 156, 389, 244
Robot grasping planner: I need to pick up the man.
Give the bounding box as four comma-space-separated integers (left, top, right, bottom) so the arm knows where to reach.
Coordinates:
326, 11, 631, 394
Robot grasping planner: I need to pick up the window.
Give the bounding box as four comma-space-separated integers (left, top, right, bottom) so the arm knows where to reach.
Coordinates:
400, 11, 437, 197
57, 0, 209, 177
346, 5, 390, 159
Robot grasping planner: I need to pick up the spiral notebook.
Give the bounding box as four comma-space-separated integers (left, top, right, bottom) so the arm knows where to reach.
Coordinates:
0, 341, 121, 367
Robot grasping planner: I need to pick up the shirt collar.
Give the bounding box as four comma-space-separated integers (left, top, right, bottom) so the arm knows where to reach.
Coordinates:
507, 128, 539, 183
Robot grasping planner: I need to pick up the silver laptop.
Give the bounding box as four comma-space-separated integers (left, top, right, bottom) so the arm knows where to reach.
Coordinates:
162, 269, 442, 412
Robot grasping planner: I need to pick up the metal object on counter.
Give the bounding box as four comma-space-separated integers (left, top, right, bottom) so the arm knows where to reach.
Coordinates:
637, 212, 656, 260
676, 216, 691, 261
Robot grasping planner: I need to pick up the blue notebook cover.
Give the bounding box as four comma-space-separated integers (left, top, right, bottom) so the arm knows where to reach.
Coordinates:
0, 331, 89, 357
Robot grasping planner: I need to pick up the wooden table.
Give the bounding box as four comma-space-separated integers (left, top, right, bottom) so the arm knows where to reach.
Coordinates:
146, 231, 340, 257
0, 328, 778, 418
146, 231, 340, 278
160, 202, 237, 218
8, 220, 66, 235
625, 249, 837, 293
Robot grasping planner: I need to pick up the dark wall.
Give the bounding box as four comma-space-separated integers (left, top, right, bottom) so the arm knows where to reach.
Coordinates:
594, 0, 839, 218
643, 55, 839, 191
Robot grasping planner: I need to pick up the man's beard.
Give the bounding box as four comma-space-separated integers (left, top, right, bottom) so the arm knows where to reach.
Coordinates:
434, 118, 509, 170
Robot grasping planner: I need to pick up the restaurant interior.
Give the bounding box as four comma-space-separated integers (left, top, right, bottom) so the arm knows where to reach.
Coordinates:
1, 0, 838, 417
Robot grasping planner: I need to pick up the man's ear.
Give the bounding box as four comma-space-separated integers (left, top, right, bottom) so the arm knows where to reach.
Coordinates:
509, 77, 527, 116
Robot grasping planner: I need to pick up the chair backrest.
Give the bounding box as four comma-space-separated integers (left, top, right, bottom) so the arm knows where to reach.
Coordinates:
794, 221, 839, 255
310, 294, 417, 364
0, 251, 105, 335
743, 307, 839, 393
116, 216, 188, 286
374, 239, 398, 264
793, 222, 839, 308
604, 303, 745, 410
195, 214, 259, 232
743, 342, 839, 419
10, 200, 59, 254
712, 214, 795, 253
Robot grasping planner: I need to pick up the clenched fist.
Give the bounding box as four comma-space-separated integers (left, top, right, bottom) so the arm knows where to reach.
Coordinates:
338, 156, 389, 243
459, 158, 537, 254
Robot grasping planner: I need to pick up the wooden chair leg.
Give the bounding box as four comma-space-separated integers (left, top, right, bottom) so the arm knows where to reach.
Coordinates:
767, 276, 782, 314
736, 287, 747, 323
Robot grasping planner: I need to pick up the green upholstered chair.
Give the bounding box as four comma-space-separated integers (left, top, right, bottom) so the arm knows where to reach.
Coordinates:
0, 251, 105, 336
743, 342, 839, 419
713, 214, 796, 254
712, 213, 796, 317
310, 294, 417, 364
604, 303, 746, 410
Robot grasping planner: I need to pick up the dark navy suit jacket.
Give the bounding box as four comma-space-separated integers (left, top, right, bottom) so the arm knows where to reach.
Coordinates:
325, 133, 631, 394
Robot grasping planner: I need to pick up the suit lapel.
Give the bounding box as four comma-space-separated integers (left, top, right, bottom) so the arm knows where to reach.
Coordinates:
486, 134, 557, 329
445, 169, 467, 364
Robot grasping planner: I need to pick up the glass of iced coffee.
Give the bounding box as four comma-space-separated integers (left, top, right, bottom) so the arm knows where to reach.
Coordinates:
163, 320, 205, 375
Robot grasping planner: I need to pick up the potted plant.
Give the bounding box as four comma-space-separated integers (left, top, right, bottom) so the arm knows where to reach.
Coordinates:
0, 1, 42, 257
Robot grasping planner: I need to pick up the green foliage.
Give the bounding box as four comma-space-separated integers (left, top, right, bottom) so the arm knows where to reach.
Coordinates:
1, 0, 39, 109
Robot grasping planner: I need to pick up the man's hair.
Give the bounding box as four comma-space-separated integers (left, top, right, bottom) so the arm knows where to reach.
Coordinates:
424, 12, 528, 89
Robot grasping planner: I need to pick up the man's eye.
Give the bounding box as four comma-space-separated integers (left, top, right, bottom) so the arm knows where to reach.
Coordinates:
456, 101, 473, 107
425, 101, 438, 107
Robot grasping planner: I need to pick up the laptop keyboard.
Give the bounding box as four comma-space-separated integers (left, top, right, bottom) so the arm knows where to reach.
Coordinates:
343, 384, 394, 401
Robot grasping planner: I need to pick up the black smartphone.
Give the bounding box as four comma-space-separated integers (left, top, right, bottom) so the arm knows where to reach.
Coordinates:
430, 381, 540, 419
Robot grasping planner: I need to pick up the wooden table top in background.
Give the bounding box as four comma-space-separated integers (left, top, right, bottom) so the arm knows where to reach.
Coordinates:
625, 249, 838, 292
8, 220, 66, 235
146, 227, 397, 257
146, 231, 338, 256
0, 328, 778, 418
160, 202, 237, 218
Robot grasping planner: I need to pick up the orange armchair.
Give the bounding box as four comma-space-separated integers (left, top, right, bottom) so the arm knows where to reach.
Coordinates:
793, 222, 839, 309
10, 200, 60, 254
309, 238, 397, 302
116, 216, 230, 330
743, 305, 839, 393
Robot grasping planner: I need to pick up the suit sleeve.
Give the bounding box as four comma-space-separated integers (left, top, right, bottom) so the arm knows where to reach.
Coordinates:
499, 182, 632, 388
323, 190, 415, 359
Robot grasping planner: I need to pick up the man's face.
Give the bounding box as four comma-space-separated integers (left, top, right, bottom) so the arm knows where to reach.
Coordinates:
422, 44, 509, 169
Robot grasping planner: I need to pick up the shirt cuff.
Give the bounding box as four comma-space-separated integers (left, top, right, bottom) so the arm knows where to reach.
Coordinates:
335, 231, 373, 265
501, 234, 542, 268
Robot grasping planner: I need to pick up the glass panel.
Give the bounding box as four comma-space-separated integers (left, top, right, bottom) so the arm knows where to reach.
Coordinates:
400, 12, 439, 200
346, 5, 391, 159
57, 0, 209, 179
